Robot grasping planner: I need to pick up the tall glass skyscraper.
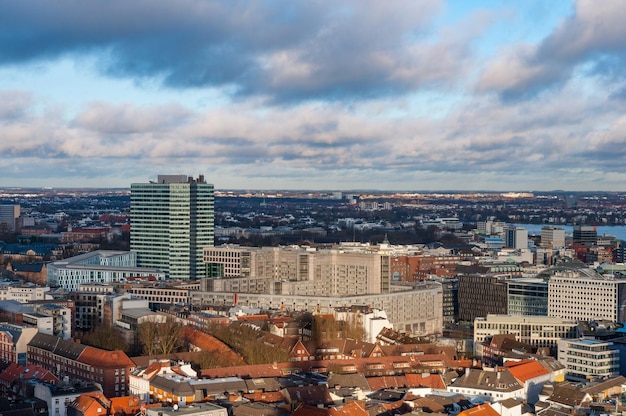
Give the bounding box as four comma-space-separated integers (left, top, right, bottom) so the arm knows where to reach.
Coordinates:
130, 174, 214, 279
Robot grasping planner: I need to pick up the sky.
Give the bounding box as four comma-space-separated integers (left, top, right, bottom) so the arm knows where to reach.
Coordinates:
2, 0, 626, 191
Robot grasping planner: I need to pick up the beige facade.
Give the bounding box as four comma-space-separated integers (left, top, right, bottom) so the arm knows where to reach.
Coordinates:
203, 245, 390, 296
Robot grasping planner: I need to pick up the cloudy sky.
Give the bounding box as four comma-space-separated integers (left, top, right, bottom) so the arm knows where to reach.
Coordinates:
1, 0, 626, 191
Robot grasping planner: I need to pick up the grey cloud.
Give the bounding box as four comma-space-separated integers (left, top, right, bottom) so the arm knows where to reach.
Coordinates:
0, 0, 478, 102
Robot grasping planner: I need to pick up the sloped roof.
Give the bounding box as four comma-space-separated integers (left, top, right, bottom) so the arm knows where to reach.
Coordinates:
327, 373, 370, 391
366, 376, 408, 391
505, 360, 550, 382
458, 403, 500, 416
412, 396, 446, 413
450, 368, 523, 392
405, 373, 446, 389
242, 391, 286, 403
244, 377, 282, 392
29, 333, 85, 360
11, 263, 46, 273
180, 326, 244, 365
582, 375, 626, 395
67, 393, 110, 415
192, 377, 247, 395
78, 346, 134, 368
282, 385, 334, 406
291, 401, 366, 416
547, 384, 591, 407
151, 375, 195, 396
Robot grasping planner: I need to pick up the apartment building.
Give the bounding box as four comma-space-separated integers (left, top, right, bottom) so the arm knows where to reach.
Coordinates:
28, 332, 135, 398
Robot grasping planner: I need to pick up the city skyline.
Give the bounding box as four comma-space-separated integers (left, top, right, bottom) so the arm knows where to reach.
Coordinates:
2, 1, 626, 191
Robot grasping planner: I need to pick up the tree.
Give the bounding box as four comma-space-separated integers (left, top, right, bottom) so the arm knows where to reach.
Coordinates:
81, 324, 129, 352
137, 316, 183, 356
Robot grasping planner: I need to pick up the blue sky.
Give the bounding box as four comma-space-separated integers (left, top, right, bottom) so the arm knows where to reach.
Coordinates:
1, 0, 626, 191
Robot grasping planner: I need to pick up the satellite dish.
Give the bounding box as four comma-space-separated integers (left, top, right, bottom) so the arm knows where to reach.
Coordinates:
173, 405, 178, 411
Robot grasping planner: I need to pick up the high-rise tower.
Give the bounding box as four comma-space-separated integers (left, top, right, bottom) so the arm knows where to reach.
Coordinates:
130, 174, 214, 279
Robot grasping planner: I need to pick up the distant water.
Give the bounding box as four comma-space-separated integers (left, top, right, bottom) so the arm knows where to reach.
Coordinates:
514, 224, 626, 241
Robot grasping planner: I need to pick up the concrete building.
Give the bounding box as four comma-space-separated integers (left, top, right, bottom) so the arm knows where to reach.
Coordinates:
506, 226, 528, 250
458, 275, 508, 322
573, 225, 598, 247
548, 269, 626, 322
541, 226, 565, 249
203, 245, 391, 297
0, 282, 50, 303
557, 338, 619, 381
0, 204, 20, 232
192, 282, 443, 335
131, 174, 214, 280
47, 250, 165, 290
474, 314, 578, 355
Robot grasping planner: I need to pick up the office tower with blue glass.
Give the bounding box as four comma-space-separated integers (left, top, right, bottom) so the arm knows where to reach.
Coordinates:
131, 175, 214, 279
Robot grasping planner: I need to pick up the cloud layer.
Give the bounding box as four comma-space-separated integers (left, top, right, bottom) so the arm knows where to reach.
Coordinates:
1, 0, 626, 190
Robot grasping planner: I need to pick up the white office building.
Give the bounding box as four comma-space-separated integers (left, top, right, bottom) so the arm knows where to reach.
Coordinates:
474, 314, 578, 352
557, 338, 619, 381
47, 250, 165, 290
548, 269, 626, 322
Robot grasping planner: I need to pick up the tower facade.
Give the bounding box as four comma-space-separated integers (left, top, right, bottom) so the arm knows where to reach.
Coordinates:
131, 175, 214, 279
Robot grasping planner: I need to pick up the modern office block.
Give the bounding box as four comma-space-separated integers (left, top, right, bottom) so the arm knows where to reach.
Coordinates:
548, 269, 626, 322
573, 225, 597, 247
507, 277, 548, 316
541, 226, 565, 249
474, 314, 577, 351
131, 175, 214, 279
557, 338, 619, 381
0, 204, 20, 232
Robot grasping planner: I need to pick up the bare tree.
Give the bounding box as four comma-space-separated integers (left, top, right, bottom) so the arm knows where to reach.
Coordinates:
137, 316, 183, 356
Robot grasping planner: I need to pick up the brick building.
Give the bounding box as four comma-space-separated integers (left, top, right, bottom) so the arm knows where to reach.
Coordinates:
27, 333, 135, 398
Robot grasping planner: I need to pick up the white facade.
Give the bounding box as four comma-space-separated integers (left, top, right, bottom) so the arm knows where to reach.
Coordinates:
192, 283, 443, 335
47, 250, 165, 290
548, 270, 626, 322
34, 383, 101, 416
0, 283, 50, 303
204, 245, 391, 297
558, 338, 619, 381
474, 314, 578, 354
541, 226, 566, 248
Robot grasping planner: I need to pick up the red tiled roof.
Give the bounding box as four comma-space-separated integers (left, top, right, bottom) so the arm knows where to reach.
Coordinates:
366, 375, 408, 391
458, 403, 500, 416
243, 391, 286, 403
181, 326, 244, 365
505, 360, 550, 382
405, 373, 446, 389
78, 346, 135, 368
